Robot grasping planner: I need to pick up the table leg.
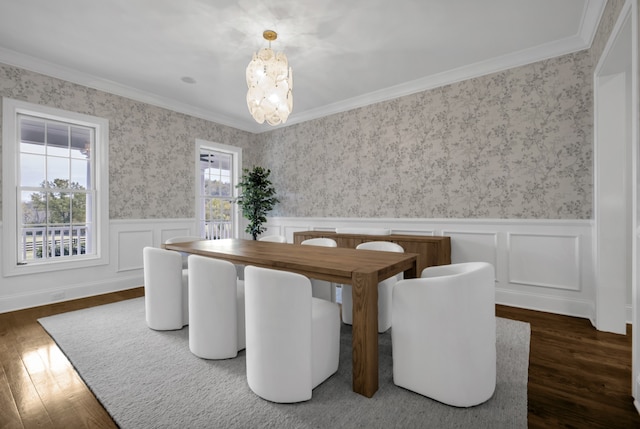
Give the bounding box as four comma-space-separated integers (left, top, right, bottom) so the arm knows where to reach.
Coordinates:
350, 269, 379, 397
404, 262, 417, 279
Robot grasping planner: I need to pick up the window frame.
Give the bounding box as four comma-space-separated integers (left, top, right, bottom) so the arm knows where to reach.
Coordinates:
2, 98, 109, 276
195, 139, 242, 239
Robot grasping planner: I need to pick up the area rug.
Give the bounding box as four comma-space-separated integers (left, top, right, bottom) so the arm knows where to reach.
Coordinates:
39, 297, 530, 428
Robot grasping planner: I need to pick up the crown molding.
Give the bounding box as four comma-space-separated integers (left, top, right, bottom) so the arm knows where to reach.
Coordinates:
578, 0, 608, 46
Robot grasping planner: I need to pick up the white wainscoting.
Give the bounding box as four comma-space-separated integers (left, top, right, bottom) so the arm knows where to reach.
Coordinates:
2, 216, 625, 326
0, 219, 196, 314
263, 217, 600, 322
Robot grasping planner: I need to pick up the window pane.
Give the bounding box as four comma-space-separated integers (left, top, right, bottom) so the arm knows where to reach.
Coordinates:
71, 158, 90, 188
21, 141, 46, 155
71, 193, 88, 223
218, 153, 231, 171
46, 191, 71, 224
47, 157, 70, 183
71, 127, 91, 159
20, 117, 45, 144
21, 190, 46, 225
205, 178, 219, 196
220, 181, 232, 197
20, 154, 46, 187
46, 122, 70, 156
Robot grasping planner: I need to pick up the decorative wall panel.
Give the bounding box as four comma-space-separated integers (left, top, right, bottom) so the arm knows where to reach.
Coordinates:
508, 233, 581, 290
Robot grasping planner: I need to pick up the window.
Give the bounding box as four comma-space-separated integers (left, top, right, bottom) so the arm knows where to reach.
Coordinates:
2, 98, 109, 276
196, 140, 242, 239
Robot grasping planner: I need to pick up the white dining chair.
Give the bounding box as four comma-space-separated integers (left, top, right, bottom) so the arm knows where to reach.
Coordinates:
301, 238, 338, 302
188, 255, 245, 359
392, 262, 496, 407
143, 247, 189, 330
341, 241, 404, 333
244, 266, 340, 403
258, 234, 287, 243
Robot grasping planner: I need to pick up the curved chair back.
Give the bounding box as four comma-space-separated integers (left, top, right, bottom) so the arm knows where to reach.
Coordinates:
355, 241, 404, 252
392, 262, 496, 407
143, 247, 188, 330
301, 238, 338, 301
188, 255, 245, 359
258, 235, 287, 243
245, 266, 313, 402
245, 265, 340, 403
335, 227, 391, 235
301, 237, 337, 247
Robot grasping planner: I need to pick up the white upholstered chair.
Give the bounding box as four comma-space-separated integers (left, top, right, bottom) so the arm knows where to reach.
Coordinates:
341, 241, 404, 333
301, 238, 338, 302
258, 234, 287, 243
143, 247, 189, 330
392, 262, 496, 407
244, 266, 340, 403
188, 255, 245, 359
164, 236, 204, 268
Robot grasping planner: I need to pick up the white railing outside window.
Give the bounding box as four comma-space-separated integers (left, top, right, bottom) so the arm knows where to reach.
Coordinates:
203, 220, 233, 240
20, 225, 90, 262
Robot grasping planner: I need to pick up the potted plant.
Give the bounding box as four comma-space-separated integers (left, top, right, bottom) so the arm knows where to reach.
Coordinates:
236, 166, 279, 240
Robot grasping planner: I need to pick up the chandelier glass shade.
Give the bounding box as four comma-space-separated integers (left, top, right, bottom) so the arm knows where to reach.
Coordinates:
246, 30, 293, 126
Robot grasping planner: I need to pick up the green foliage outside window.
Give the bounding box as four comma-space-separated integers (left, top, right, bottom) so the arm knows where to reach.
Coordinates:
23, 178, 87, 224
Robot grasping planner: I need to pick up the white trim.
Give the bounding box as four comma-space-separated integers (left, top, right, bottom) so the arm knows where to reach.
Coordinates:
578, 0, 609, 47
0, 273, 142, 314
2, 98, 109, 277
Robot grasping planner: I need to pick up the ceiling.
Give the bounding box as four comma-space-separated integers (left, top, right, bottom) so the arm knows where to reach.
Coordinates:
0, 0, 606, 134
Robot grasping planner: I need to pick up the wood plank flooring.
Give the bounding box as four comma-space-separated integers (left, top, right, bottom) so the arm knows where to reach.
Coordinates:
0, 289, 638, 428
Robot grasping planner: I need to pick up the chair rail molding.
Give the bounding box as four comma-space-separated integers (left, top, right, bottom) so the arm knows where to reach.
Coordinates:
265, 216, 601, 324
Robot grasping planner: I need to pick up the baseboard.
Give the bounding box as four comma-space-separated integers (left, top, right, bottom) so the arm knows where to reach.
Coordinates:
495, 287, 594, 320
0, 274, 143, 314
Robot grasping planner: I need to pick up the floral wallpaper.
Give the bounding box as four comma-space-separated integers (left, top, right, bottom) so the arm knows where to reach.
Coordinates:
256, 0, 625, 220
257, 51, 592, 219
0, 65, 256, 220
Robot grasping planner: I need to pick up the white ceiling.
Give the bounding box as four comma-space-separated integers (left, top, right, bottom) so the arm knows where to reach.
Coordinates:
0, 0, 606, 134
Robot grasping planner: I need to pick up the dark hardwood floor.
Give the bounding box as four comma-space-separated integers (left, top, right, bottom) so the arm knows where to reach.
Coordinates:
0, 289, 638, 428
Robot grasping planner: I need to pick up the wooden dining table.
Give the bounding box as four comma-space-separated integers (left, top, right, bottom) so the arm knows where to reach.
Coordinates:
163, 238, 418, 398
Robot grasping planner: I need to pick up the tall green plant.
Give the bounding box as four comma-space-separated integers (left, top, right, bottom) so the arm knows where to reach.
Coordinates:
236, 166, 279, 240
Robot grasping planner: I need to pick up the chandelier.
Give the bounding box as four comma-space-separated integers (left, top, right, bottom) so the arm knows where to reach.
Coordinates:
246, 30, 293, 126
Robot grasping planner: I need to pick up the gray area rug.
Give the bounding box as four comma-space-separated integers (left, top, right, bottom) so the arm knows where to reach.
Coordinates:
39, 297, 530, 428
